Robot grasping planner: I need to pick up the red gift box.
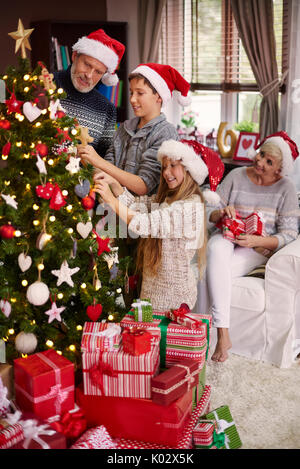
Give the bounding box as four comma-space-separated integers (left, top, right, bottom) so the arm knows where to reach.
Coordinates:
122, 328, 152, 356
193, 419, 217, 448
244, 212, 266, 236
113, 385, 211, 449
151, 360, 201, 406
216, 211, 265, 241
75, 385, 193, 447
0, 420, 24, 449
9, 413, 66, 449
81, 322, 122, 352
14, 350, 74, 420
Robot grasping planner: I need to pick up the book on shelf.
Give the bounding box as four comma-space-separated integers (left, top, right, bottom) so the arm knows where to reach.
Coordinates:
51, 37, 71, 71
96, 80, 123, 108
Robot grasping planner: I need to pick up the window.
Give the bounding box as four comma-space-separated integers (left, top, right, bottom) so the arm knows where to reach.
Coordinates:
158, 0, 287, 135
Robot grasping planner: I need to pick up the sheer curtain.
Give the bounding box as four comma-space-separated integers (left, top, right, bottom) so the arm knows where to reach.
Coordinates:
138, 0, 167, 63
231, 0, 280, 138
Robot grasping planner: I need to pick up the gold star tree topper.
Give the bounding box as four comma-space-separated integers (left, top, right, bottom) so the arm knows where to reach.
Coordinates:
8, 19, 34, 58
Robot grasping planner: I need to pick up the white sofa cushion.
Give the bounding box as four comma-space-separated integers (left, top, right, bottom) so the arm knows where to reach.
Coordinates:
231, 277, 265, 313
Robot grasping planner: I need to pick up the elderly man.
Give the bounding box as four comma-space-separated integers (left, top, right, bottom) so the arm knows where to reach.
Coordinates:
54, 28, 125, 156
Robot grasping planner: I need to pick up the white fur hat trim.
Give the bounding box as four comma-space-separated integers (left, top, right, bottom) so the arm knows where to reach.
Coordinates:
131, 65, 172, 104
262, 136, 294, 176
157, 140, 209, 186
72, 37, 119, 73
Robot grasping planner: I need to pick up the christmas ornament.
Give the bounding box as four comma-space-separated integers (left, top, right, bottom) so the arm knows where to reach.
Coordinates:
74, 179, 90, 198
36, 181, 54, 199
36, 154, 47, 175
51, 260, 80, 287
15, 331, 37, 354
49, 99, 65, 119
93, 230, 110, 256
18, 252, 32, 272
49, 184, 67, 210
35, 143, 48, 157
0, 299, 11, 318
23, 101, 42, 122
86, 301, 103, 321
8, 18, 34, 59
38, 63, 56, 91
0, 224, 15, 239
56, 110, 66, 119
76, 221, 93, 239
109, 263, 119, 280
45, 300, 65, 323
2, 142, 11, 158
1, 193, 18, 209
65, 156, 81, 174
36, 231, 51, 250
82, 195, 95, 210
32, 84, 49, 110
0, 120, 11, 130
26, 281, 50, 306
56, 127, 71, 143
5, 92, 23, 114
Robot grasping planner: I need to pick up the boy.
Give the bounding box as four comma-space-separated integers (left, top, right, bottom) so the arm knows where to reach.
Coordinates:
77, 63, 191, 195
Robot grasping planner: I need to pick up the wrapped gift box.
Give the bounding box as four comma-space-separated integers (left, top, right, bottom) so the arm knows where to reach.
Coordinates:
81, 339, 160, 398
75, 385, 193, 447
216, 211, 265, 242
0, 364, 14, 400
131, 298, 153, 322
166, 304, 212, 331
113, 385, 211, 449
71, 425, 116, 449
121, 312, 208, 368
81, 322, 122, 352
193, 419, 222, 448
151, 359, 201, 406
244, 212, 266, 236
205, 405, 242, 449
14, 350, 74, 420
122, 328, 152, 356
0, 420, 24, 449
8, 412, 66, 449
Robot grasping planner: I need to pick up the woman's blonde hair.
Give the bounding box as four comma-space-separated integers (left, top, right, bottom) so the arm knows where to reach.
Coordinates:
135, 165, 207, 278
259, 142, 283, 168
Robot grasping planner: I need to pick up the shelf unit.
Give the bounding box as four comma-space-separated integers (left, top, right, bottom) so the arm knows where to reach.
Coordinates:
29, 20, 128, 123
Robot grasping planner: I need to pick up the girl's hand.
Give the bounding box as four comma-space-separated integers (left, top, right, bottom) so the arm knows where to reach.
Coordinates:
94, 180, 116, 206
93, 170, 123, 197
77, 144, 100, 167
234, 234, 260, 248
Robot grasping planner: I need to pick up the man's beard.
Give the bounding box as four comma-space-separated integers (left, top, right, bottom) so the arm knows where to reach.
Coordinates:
70, 64, 95, 93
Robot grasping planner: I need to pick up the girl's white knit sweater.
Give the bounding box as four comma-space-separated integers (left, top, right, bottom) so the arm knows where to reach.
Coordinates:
118, 188, 205, 312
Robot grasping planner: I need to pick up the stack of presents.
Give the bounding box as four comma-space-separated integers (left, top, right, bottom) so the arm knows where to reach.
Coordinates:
0, 301, 242, 450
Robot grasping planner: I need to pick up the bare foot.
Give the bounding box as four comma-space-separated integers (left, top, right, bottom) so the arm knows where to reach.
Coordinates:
211, 328, 232, 362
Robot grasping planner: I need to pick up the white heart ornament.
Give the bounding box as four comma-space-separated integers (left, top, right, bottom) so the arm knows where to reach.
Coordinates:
23, 102, 42, 122
76, 221, 93, 239
18, 252, 32, 272
0, 299, 11, 318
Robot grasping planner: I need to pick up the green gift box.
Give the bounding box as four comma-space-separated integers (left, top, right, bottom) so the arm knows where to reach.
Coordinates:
205, 405, 242, 449
131, 298, 153, 322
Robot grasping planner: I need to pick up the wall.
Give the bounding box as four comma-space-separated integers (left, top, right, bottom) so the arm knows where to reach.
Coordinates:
0, 0, 107, 72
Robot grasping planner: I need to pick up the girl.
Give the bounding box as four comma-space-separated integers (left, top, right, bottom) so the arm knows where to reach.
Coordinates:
93, 139, 212, 312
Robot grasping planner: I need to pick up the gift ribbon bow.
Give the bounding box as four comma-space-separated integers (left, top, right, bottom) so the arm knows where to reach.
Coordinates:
50, 409, 87, 439
131, 299, 151, 321
20, 419, 56, 449
170, 303, 203, 329
89, 362, 118, 395
124, 327, 147, 337
212, 429, 226, 449
46, 384, 70, 415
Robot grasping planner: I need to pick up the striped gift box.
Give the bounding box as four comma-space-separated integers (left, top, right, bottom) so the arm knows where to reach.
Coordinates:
205, 405, 242, 449
81, 322, 122, 352
244, 212, 266, 236
121, 312, 208, 368
0, 422, 24, 449
114, 385, 211, 449
193, 419, 217, 448
82, 342, 160, 398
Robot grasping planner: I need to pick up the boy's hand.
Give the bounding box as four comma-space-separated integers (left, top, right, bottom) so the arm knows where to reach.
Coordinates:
77, 144, 100, 166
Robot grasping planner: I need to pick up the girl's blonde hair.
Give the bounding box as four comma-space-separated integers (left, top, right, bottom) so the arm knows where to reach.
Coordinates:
135, 164, 207, 278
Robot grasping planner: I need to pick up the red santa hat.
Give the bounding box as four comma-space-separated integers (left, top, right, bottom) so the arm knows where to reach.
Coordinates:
157, 139, 224, 204
72, 29, 125, 86
131, 63, 191, 106
249, 131, 299, 176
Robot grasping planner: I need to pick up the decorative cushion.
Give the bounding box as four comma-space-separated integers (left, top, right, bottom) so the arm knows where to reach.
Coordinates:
245, 263, 266, 279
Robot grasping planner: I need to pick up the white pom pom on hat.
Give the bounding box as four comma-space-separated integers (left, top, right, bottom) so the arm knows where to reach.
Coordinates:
72, 28, 125, 86
131, 63, 192, 106
157, 139, 225, 205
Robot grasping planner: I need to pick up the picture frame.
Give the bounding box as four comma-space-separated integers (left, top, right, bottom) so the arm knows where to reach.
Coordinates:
233, 131, 260, 162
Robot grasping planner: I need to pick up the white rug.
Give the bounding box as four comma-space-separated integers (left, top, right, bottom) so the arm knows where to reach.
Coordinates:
206, 353, 300, 449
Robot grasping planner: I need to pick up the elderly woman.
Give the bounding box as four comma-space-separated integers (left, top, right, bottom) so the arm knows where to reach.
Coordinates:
199, 131, 300, 362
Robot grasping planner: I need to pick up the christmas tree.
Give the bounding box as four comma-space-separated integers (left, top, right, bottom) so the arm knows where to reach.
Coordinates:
0, 21, 130, 365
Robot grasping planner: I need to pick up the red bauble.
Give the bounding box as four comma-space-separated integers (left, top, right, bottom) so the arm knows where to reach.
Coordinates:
0, 120, 11, 130
2, 142, 11, 157
35, 143, 48, 157
0, 224, 15, 239
86, 303, 103, 321
81, 196, 95, 210
56, 111, 66, 119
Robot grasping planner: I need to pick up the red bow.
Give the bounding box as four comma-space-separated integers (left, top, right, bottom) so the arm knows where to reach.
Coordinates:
50, 409, 87, 439
89, 362, 118, 395
171, 303, 202, 329
124, 327, 146, 337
